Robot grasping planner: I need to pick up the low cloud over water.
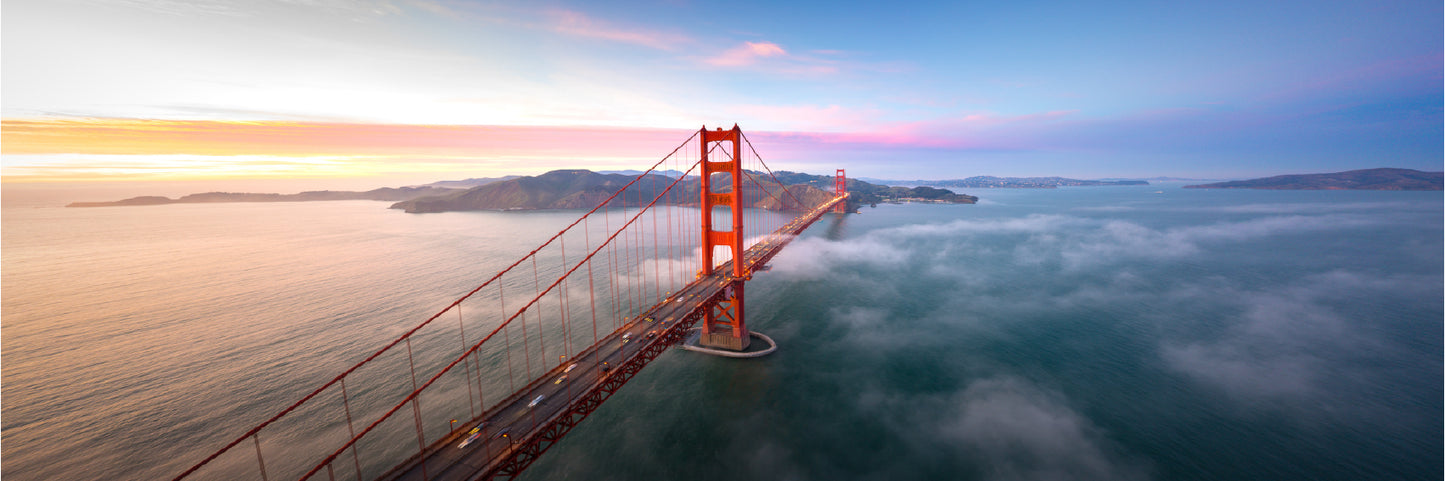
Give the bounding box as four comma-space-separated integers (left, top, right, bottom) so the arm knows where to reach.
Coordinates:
749, 194, 1440, 480
859, 376, 1152, 481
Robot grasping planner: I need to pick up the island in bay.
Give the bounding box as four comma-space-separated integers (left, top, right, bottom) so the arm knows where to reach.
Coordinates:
1183, 168, 1443, 190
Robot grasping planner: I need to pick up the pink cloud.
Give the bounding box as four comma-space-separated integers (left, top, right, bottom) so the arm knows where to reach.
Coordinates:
547, 9, 690, 50
706, 41, 789, 67
702, 41, 910, 76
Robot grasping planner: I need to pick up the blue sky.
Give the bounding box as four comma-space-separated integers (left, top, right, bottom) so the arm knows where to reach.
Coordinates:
2, 0, 1440, 183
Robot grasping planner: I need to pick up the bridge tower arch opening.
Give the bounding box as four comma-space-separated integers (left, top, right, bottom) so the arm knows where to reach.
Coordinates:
698, 125, 751, 351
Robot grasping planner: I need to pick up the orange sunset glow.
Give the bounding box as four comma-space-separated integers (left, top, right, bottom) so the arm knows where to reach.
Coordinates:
1, 119, 698, 182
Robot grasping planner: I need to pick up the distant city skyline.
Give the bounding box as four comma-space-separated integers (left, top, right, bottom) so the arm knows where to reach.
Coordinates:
3, 0, 1441, 186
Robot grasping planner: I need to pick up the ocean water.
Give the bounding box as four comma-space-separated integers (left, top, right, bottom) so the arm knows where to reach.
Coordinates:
2, 184, 1440, 480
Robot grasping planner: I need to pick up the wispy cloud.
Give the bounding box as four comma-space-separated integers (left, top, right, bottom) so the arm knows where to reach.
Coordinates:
78, 0, 249, 17
1253, 54, 1444, 106
936, 378, 1152, 481
804, 212, 1381, 271
706, 41, 788, 66
84, 0, 414, 19
546, 9, 691, 50
858, 376, 1152, 481
1158, 270, 1441, 416
701, 40, 843, 75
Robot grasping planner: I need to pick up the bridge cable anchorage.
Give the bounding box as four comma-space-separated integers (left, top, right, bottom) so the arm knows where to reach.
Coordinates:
172, 126, 849, 481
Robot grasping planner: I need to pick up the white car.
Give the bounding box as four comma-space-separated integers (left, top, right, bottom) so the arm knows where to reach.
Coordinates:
528, 395, 545, 408
564, 363, 578, 373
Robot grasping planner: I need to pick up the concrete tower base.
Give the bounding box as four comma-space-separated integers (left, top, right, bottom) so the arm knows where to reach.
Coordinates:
699, 329, 751, 351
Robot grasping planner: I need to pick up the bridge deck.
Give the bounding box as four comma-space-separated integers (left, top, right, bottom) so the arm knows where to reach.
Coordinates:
383, 195, 844, 481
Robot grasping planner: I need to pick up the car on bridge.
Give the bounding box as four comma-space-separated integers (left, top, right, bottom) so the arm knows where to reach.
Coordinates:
528, 395, 545, 408
457, 425, 485, 449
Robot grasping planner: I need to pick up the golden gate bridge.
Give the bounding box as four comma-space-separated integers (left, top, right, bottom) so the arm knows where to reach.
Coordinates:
170, 126, 848, 481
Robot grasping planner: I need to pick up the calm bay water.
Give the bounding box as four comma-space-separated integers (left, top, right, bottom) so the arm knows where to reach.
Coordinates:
3, 184, 1441, 480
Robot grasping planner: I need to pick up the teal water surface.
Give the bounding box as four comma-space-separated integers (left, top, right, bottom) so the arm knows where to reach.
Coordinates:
3, 185, 1440, 480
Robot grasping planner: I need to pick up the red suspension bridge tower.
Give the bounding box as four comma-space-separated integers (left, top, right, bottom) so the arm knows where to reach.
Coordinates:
698, 125, 751, 350
168, 124, 852, 481
835, 169, 847, 213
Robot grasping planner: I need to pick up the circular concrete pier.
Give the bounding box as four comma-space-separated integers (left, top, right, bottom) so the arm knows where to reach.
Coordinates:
681, 328, 778, 358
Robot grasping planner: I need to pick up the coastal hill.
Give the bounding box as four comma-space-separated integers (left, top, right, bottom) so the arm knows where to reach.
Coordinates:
390, 169, 977, 214
1183, 168, 1443, 190
392, 170, 685, 213
421, 176, 519, 189
66, 186, 457, 207
767, 171, 978, 206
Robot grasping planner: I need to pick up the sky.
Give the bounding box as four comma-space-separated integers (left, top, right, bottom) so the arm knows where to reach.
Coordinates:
2, 0, 1441, 189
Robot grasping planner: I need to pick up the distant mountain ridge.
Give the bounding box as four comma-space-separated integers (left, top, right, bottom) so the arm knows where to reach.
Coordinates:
863, 176, 1147, 188
1183, 168, 1443, 190
418, 176, 520, 189
66, 186, 457, 207
1098, 176, 1223, 182
390, 169, 977, 214
597, 169, 688, 178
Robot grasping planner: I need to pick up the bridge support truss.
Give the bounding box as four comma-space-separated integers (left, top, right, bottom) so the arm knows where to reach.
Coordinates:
697, 125, 751, 351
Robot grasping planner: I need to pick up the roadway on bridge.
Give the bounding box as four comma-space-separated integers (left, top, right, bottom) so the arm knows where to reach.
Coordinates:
388, 266, 734, 481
